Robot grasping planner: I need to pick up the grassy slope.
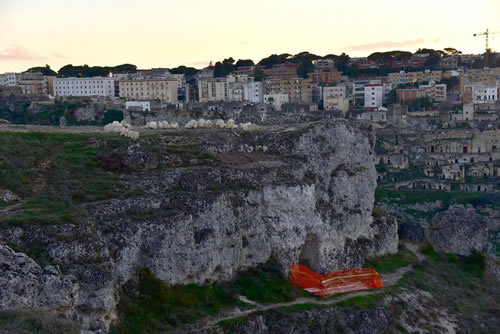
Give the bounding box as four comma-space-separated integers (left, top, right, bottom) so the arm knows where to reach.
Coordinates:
0, 132, 123, 227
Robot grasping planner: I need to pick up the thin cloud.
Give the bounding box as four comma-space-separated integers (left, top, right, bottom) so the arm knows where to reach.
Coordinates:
52, 53, 67, 59
346, 38, 426, 51
188, 60, 211, 66
0, 46, 48, 62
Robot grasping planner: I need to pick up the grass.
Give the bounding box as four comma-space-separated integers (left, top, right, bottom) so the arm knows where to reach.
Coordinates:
364, 244, 417, 274
0, 310, 79, 334
0, 132, 123, 227
111, 269, 240, 333
336, 293, 381, 309
112, 266, 308, 333
230, 268, 308, 304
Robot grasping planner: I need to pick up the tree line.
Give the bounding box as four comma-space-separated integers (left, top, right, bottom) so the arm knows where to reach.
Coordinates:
25, 47, 500, 80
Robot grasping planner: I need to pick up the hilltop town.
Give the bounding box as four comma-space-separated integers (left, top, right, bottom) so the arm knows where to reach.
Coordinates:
1, 49, 499, 196
1, 49, 500, 333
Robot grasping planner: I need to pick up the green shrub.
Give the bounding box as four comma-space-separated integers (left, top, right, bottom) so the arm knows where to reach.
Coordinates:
102, 109, 124, 125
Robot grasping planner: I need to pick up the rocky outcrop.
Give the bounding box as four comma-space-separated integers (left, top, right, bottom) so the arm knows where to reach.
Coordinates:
0, 189, 19, 204
0, 121, 397, 331
0, 245, 78, 312
425, 205, 489, 256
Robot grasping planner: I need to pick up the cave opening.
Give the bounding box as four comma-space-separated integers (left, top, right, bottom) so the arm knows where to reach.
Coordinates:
299, 233, 320, 272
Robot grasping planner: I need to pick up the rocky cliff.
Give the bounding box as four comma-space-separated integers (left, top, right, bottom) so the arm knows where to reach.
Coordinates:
0, 121, 397, 332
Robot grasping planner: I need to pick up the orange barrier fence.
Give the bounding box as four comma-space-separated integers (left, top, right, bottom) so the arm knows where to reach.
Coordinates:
289, 264, 384, 298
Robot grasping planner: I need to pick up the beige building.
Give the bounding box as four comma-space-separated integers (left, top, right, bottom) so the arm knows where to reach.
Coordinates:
397, 81, 446, 104
198, 78, 228, 102
324, 96, 349, 113
389, 70, 442, 85
323, 85, 347, 98
119, 79, 178, 102
263, 78, 317, 103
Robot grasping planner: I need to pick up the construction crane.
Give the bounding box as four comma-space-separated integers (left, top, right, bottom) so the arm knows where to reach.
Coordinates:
473, 29, 499, 67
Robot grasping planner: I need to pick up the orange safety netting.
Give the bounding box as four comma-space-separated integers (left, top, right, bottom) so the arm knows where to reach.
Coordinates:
289, 264, 384, 298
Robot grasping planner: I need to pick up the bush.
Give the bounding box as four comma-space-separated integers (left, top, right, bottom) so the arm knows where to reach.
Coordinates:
462, 250, 486, 277
102, 109, 123, 125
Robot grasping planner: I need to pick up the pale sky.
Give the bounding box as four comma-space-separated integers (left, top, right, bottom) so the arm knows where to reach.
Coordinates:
0, 0, 499, 73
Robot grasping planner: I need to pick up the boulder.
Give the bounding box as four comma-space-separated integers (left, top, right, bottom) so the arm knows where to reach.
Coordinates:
425, 206, 489, 256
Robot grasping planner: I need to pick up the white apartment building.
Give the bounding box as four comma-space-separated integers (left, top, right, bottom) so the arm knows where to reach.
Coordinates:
0, 73, 19, 86
243, 81, 263, 104
119, 79, 178, 102
125, 101, 151, 111
54, 77, 115, 97
198, 78, 228, 102
264, 93, 289, 111
364, 84, 384, 108
472, 86, 498, 104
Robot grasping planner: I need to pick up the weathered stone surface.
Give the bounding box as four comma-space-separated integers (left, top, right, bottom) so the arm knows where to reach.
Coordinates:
0, 245, 78, 312
425, 205, 489, 256
0, 189, 19, 203
0, 121, 397, 332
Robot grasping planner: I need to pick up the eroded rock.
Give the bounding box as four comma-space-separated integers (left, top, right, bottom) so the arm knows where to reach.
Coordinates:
425, 205, 489, 256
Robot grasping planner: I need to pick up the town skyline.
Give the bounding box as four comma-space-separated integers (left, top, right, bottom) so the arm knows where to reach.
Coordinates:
1, 0, 499, 73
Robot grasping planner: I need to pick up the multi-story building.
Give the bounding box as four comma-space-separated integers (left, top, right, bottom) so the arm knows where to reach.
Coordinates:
0, 72, 20, 86
440, 57, 459, 68
388, 70, 442, 85
307, 67, 341, 85
353, 80, 391, 107
350, 58, 379, 69
264, 93, 289, 111
243, 81, 263, 104
233, 65, 259, 76
227, 74, 253, 101
324, 96, 349, 113
54, 77, 115, 97
263, 78, 317, 103
419, 81, 447, 102
396, 81, 447, 104
323, 85, 347, 98
262, 63, 299, 80
472, 86, 498, 104
198, 78, 228, 102
119, 79, 178, 102
364, 83, 384, 108
17, 72, 48, 95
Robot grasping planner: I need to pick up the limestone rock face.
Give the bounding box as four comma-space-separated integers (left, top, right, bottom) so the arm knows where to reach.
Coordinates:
0, 245, 78, 312
0, 121, 397, 332
425, 206, 489, 256
0, 189, 19, 203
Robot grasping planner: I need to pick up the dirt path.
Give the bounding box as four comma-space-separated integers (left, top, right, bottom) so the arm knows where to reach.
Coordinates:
0, 148, 60, 216
178, 244, 425, 333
